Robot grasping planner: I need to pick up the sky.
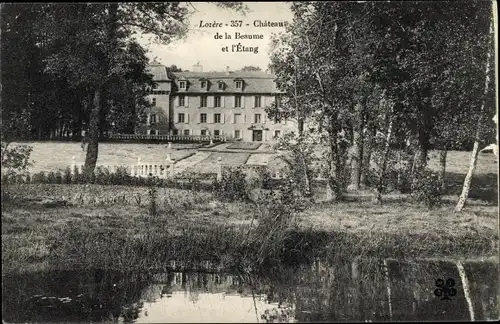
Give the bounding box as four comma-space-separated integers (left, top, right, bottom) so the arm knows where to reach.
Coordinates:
137, 2, 293, 72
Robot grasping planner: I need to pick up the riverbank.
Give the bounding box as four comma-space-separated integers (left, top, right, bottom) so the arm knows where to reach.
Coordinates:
2, 184, 498, 276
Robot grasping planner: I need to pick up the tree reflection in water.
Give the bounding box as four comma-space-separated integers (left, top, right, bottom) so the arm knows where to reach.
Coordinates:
2, 258, 497, 323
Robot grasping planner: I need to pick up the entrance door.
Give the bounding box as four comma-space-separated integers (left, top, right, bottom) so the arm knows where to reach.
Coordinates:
252, 130, 263, 142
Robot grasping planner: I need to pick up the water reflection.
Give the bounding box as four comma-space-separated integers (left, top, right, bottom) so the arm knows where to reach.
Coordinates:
2, 258, 498, 323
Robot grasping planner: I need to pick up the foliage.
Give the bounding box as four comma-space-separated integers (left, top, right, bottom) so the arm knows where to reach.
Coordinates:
239, 179, 311, 268
1, 143, 33, 173
240, 65, 262, 72
274, 131, 319, 197
411, 169, 443, 208
268, 0, 494, 203
213, 167, 248, 202
147, 176, 161, 217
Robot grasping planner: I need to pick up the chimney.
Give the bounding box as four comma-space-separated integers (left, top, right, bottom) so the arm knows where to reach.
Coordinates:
226, 66, 230, 75
192, 62, 203, 73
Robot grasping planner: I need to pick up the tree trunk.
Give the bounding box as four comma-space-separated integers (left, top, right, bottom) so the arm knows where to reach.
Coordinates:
360, 126, 375, 187
455, 14, 493, 212
83, 89, 102, 176
348, 103, 364, 191
411, 144, 428, 191
374, 101, 395, 204
299, 146, 312, 197
438, 149, 447, 191
326, 124, 341, 201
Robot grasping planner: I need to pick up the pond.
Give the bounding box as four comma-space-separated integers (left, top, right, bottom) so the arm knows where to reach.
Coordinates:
2, 258, 498, 323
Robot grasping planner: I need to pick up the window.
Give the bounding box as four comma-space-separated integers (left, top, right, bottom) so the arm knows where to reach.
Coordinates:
214, 130, 220, 136
235, 81, 243, 89
178, 113, 185, 123
217, 82, 224, 90
183, 129, 190, 136
214, 113, 221, 123
234, 130, 241, 139
179, 81, 187, 89
155, 130, 159, 135
201, 81, 207, 88
235, 95, 242, 108
200, 95, 208, 107
146, 129, 151, 135
200, 113, 207, 123
201, 129, 207, 136
233, 113, 241, 124
179, 95, 185, 107
150, 114, 157, 124
152, 97, 157, 106
172, 129, 179, 135
254, 114, 261, 124
254, 96, 261, 108
214, 96, 221, 107
274, 130, 281, 138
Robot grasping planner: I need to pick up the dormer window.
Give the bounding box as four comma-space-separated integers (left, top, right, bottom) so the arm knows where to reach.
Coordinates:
217, 81, 225, 90
179, 81, 187, 89
235, 80, 243, 89
201, 80, 207, 88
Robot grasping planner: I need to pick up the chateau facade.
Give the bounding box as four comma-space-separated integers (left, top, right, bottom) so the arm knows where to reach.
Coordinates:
143, 61, 297, 142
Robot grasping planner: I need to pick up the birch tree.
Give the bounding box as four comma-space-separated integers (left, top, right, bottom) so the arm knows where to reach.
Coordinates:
455, 1, 495, 212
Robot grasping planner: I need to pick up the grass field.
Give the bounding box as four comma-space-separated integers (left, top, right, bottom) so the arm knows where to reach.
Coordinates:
2, 142, 498, 275
2, 182, 497, 275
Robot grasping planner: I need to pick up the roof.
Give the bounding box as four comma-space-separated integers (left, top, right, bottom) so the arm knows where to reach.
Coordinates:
171, 71, 279, 94
147, 63, 170, 81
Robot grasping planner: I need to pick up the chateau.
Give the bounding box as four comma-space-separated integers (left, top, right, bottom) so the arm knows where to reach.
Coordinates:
143, 61, 297, 142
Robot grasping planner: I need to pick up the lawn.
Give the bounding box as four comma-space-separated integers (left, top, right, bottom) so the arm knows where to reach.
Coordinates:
13, 142, 198, 174
226, 142, 262, 150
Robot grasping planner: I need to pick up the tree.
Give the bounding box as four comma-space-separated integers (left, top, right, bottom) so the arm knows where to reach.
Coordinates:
35, 2, 247, 176
166, 64, 183, 73
240, 65, 262, 72
268, 1, 380, 200
269, 0, 495, 204
455, 1, 495, 212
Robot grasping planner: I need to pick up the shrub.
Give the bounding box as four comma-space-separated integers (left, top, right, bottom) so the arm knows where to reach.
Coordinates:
62, 167, 72, 184
32, 172, 47, 184
111, 166, 131, 185
94, 166, 111, 185
147, 176, 161, 216
213, 167, 248, 202
259, 168, 273, 190
47, 171, 58, 184
411, 169, 443, 208
243, 179, 311, 267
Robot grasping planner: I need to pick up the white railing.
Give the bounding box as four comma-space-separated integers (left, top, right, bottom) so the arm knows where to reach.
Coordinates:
71, 153, 176, 179
109, 134, 227, 143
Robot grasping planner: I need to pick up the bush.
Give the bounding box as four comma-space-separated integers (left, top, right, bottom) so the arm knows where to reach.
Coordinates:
62, 167, 72, 184
32, 172, 47, 183
411, 169, 443, 208
47, 171, 58, 184
259, 168, 273, 190
213, 167, 248, 202
147, 176, 160, 216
